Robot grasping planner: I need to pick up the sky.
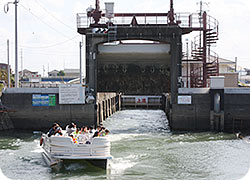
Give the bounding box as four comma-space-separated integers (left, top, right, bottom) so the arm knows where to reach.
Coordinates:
0, 0, 250, 76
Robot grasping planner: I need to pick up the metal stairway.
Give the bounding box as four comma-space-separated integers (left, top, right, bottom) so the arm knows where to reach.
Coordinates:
188, 12, 219, 88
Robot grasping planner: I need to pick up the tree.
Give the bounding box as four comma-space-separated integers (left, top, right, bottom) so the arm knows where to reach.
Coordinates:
57, 70, 65, 76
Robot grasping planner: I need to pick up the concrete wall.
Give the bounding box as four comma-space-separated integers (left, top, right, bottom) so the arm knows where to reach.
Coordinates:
1, 88, 95, 130
0, 112, 14, 131
171, 93, 210, 131
0, 89, 122, 130
169, 88, 250, 132
224, 88, 250, 132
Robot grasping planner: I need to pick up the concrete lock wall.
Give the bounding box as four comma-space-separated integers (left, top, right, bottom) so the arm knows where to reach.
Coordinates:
0, 88, 121, 130
1, 88, 95, 130
224, 89, 250, 132
171, 89, 211, 131
169, 88, 250, 132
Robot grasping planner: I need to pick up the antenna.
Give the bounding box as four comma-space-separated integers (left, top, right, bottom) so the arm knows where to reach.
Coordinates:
197, 0, 210, 15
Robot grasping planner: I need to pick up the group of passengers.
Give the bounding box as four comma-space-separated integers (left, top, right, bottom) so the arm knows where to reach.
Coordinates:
47, 122, 110, 144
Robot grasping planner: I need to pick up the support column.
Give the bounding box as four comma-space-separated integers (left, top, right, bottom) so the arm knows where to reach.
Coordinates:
170, 29, 182, 104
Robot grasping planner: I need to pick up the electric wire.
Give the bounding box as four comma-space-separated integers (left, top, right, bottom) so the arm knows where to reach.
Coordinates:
7, 41, 79, 56
34, 0, 75, 31
19, 35, 79, 49
19, 4, 78, 42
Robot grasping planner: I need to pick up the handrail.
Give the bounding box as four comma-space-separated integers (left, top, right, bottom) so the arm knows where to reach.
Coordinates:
76, 12, 219, 30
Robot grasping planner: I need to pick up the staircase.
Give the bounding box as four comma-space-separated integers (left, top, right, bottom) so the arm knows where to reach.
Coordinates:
185, 12, 219, 88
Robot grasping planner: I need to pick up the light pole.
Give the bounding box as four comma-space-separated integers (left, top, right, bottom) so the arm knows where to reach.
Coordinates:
4, 0, 19, 88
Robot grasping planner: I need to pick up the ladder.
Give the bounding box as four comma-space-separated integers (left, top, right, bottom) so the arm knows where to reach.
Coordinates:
108, 25, 117, 42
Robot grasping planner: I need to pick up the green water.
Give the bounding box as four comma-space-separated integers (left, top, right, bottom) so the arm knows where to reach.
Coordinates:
0, 110, 249, 180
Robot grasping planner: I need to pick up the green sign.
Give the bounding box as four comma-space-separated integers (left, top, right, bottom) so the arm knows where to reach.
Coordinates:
32, 94, 56, 106
49, 94, 56, 106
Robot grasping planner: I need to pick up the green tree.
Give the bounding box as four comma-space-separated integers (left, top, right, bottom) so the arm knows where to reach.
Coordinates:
0, 69, 7, 82
57, 70, 65, 76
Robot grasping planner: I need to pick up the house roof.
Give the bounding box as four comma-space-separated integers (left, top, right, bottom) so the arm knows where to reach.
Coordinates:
48, 70, 59, 74
19, 69, 38, 74
218, 57, 236, 64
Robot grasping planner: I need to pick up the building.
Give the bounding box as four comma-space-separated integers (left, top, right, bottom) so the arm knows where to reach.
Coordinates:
218, 57, 238, 87
182, 57, 238, 88
48, 70, 59, 77
48, 69, 80, 78
64, 69, 80, 77
19, 69, 39, 79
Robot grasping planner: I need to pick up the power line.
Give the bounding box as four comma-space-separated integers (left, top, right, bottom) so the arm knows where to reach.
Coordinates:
8, 40, 79, 55
34, 0, 75, 31
19, 35, 80, 49
22, 51, 78, 56
19, 4, 78, 42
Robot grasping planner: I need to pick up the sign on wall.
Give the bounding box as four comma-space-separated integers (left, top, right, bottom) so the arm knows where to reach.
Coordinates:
178, 96, 192, 105
59, 84, 85, 104
135, 96, 148, 104
32, 94, 56, 106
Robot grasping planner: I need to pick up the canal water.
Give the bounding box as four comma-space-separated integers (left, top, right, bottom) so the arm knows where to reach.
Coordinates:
0, 110, 250, 180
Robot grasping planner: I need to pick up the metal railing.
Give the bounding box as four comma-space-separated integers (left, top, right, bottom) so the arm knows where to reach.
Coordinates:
76, 12, 218, 30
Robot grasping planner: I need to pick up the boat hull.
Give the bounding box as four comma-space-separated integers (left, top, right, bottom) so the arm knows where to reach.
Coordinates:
41, 134, 112, 170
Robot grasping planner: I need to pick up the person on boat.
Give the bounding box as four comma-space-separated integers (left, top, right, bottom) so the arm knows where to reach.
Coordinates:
48, 123, 62, 137
93, 126, 101, 138
72, 128, 80, 136
99, 128, 110, 136
54, 124, 63, 136
66, 122, 76, 136
80, 126, 89, 134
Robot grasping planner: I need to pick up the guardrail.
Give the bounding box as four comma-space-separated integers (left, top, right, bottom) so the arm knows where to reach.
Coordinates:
122, 95, 162, 109
77, 12, 218, 30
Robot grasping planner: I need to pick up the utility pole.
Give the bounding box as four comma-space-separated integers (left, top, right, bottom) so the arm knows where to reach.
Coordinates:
14, 0, 19, 87
186, 39, 189, 88
79, 41, 83, 84
4, 0, 19, 88
21, 48, 23, 79
7, 40, 10, 88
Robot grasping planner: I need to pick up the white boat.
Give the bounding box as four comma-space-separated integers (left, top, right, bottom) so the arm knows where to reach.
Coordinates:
40, 133, 112, 170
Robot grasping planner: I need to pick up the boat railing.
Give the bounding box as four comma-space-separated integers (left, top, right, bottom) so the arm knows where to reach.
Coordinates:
42, 134, 111, 158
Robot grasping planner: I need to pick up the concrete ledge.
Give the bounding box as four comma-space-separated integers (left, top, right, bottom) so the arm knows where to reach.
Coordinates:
224, 88, 250, 94
3, 88, 59, 94
178, 88, 209, 94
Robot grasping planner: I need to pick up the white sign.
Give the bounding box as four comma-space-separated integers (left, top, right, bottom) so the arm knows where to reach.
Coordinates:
59, 84, 85, 104
178, 96, 192, 104
135, 96, 148, 104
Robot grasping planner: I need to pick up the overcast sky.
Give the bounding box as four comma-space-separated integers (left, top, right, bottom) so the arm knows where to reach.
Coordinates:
0, 0, 250, 76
